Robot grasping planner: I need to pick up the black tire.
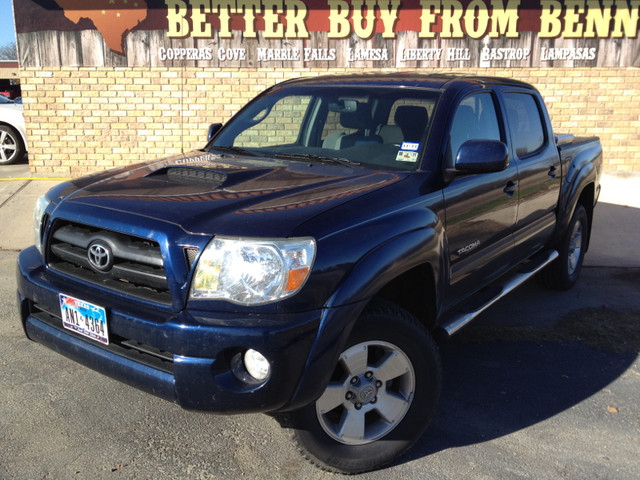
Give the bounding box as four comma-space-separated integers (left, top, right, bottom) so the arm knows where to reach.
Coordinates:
0, 125, 25, 165
289, 300, 441, 474
539, 204, 588, 290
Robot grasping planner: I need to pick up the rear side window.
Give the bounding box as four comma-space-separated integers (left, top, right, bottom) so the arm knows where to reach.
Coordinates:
504, 93, 545, 157
447, 93, 501, 168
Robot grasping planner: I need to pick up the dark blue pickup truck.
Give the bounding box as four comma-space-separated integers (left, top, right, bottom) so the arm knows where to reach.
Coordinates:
18, 74, 602, 473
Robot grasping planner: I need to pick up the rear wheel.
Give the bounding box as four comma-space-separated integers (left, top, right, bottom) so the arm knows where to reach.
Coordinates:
539, 204, 588, 290
289, 300, 441, 474
0, 125, 25, 165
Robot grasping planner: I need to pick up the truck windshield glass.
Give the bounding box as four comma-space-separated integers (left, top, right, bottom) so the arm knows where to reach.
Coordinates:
209, 86, 439, 171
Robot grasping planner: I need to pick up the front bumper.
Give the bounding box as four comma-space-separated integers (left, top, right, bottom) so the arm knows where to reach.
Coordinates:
17, 246, 323, 413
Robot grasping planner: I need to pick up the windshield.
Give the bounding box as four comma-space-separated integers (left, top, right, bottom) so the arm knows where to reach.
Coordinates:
209, 85, 439, 172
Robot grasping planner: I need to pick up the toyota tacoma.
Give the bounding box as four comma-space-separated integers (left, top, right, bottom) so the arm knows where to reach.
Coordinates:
17, 74, 602, 473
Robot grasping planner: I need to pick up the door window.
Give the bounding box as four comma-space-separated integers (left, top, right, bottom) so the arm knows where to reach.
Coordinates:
504, 93, 545, 158
447, 93, 501, 168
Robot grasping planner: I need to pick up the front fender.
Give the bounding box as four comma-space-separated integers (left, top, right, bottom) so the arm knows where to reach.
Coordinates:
283, 223, 445, 411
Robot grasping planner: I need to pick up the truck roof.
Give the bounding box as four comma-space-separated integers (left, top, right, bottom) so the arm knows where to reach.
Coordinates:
276, 73, 535, 92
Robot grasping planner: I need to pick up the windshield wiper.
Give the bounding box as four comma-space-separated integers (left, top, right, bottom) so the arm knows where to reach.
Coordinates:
208, 146, 266, 157
273, 153, 361, 167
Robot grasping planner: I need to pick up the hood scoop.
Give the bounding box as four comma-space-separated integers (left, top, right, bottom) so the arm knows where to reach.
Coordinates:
149, 164, 283, 190
158, 167, 228, 187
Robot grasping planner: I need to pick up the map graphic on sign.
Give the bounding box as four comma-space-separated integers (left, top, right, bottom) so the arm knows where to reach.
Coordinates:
54, 0, 149, 54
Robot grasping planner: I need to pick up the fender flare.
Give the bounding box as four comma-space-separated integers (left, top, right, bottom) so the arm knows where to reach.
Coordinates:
554, 143, 602, 244
284, 226, 445, 411
326, 226, 444, 309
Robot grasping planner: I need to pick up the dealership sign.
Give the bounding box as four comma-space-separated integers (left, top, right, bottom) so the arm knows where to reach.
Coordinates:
14, 0, 640, 67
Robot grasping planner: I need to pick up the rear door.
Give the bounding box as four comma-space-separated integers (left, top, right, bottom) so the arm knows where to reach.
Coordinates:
500, 89, 561, 259
442, 91, 519, 306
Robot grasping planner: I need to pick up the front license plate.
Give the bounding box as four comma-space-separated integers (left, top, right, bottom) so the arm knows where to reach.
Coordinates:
59, 294, 109, 345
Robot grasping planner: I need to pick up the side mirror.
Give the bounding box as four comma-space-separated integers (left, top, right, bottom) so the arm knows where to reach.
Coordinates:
455, 139, 509, 173
207, 123, 223, 142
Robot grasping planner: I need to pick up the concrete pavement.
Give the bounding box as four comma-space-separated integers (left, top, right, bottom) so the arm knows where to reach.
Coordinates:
0, 161, 70, 251
2, 161, 639, 266
586, 171, 640, 267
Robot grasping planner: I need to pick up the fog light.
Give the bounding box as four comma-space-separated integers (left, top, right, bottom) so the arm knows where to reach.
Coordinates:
243, 349, 270, 381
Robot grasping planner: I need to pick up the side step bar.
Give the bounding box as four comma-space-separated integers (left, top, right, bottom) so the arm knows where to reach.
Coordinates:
438, 250, 559, 339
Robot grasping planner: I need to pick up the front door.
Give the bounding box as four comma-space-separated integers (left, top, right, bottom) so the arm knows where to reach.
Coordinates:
442, 92, 519, 307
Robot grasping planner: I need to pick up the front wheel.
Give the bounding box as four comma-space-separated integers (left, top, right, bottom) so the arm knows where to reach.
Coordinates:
289, 300, 441, 474
0, 125, 25, 165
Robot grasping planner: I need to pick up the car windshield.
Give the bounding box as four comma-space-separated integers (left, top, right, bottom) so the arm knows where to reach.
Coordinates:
208, 85, 439, 172
0, 96, 13, 104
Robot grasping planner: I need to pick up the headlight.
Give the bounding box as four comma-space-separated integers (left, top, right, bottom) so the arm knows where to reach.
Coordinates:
33, 195, 50, 256
191, 236, 316, 305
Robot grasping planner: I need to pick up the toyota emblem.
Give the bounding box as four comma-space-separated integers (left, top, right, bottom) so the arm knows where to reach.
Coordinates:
87, 240, 113, 272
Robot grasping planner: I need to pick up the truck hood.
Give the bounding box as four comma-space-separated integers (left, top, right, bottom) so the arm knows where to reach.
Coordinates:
59, 151, 407, 237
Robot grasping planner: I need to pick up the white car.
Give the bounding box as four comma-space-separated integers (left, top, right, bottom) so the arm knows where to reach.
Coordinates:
0, 98, 27, 165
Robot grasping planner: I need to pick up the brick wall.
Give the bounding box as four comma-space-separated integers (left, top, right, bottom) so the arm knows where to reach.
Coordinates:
19, 66, 640, 176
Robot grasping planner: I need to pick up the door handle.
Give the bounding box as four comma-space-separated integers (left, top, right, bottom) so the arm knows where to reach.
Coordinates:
503, 181, 518, 197
548, 166, 558, 179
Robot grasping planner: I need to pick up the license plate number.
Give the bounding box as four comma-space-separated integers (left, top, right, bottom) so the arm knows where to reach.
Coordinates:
59, 294, 109, 345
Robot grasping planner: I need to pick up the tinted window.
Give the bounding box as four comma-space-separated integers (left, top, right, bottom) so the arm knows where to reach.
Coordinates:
447, 93, 501, 168
504, 93, 545, 157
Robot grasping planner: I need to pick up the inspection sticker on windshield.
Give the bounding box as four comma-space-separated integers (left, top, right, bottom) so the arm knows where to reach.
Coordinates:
396, 142, 421, 163
400, 142, 420, 151
60, 294, 109, 345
